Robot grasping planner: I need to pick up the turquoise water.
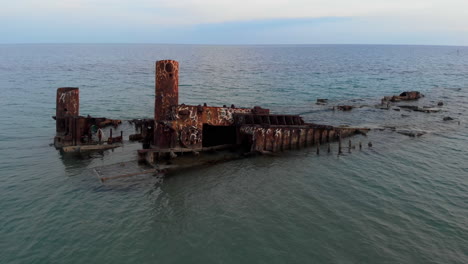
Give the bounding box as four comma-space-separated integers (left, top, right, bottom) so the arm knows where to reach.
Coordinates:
1, 44, 468, 263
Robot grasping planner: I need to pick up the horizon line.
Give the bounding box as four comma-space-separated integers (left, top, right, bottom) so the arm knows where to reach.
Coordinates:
1, 43, 467, 47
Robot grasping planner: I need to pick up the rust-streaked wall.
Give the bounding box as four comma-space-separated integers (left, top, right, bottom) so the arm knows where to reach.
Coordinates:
56, 87, 79, 133
154, 105, 260, 149
155, 60, 179, 121
240, 125, 364, 153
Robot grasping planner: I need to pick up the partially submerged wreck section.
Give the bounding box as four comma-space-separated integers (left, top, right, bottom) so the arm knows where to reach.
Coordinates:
53, 87, 122, 152
53, 60, 368, 167
138, 60, 367, 164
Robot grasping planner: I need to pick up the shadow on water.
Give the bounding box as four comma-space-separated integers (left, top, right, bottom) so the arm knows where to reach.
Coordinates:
59, 150, 105, 173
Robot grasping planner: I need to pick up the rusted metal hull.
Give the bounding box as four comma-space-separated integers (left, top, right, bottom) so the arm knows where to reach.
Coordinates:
239, 125, 366, 153
53, 87, 123, 150
53, 59, 369, 168
137, 60, 369, 164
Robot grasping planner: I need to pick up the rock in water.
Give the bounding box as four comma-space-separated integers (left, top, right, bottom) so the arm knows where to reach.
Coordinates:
337, 105, 354, 111
384, 91, 423, 102
316, 98, 328, 105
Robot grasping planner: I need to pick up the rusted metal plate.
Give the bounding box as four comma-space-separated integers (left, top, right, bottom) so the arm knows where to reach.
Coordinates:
264, 128, 274, 151
238, 124, 368, 154
299, 129, 307, 148
56, 87, 79, 118
154, 60, 179, 148
155, 60, 179, 121
306, 128, 314, 146
233, 113, 303, 126
154, 104, 265, 149
56, 87, 79, 133
272, 129, 282, 152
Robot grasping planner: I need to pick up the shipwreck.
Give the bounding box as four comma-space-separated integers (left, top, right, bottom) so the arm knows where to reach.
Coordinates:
53, 60, 369, 178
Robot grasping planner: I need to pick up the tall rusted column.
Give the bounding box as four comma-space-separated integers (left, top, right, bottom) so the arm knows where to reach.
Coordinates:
155, 60, 179, 121
56, 87, 79, 133
154, 60, 179, 148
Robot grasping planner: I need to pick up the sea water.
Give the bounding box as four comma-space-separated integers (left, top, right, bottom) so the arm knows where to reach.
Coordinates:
0, 44, 467, 263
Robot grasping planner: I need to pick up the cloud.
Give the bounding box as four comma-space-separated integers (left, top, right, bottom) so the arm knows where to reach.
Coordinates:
3, 0, 468, 25
1, 0, 468, 44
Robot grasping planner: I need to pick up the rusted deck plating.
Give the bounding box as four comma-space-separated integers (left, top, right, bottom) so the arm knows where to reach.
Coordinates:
54, 60, 368, 163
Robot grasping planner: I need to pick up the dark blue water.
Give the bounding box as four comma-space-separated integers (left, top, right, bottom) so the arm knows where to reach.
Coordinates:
1, 44, 468, 263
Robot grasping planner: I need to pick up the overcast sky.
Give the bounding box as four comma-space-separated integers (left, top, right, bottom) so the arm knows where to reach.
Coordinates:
1, 0, 468, 45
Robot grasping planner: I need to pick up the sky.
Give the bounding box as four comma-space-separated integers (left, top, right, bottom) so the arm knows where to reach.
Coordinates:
1, 0, 468, 45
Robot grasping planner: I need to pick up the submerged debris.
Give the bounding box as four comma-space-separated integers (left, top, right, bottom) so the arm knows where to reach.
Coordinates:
316, 98, 328, 105
62, 145, 120, 153
337, 105, 354, 111
129, 134, 143, 141
382, 91, 423, 103
397, 130, 426, 137
98, 119, 121, 128
398, 105, 441, 113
